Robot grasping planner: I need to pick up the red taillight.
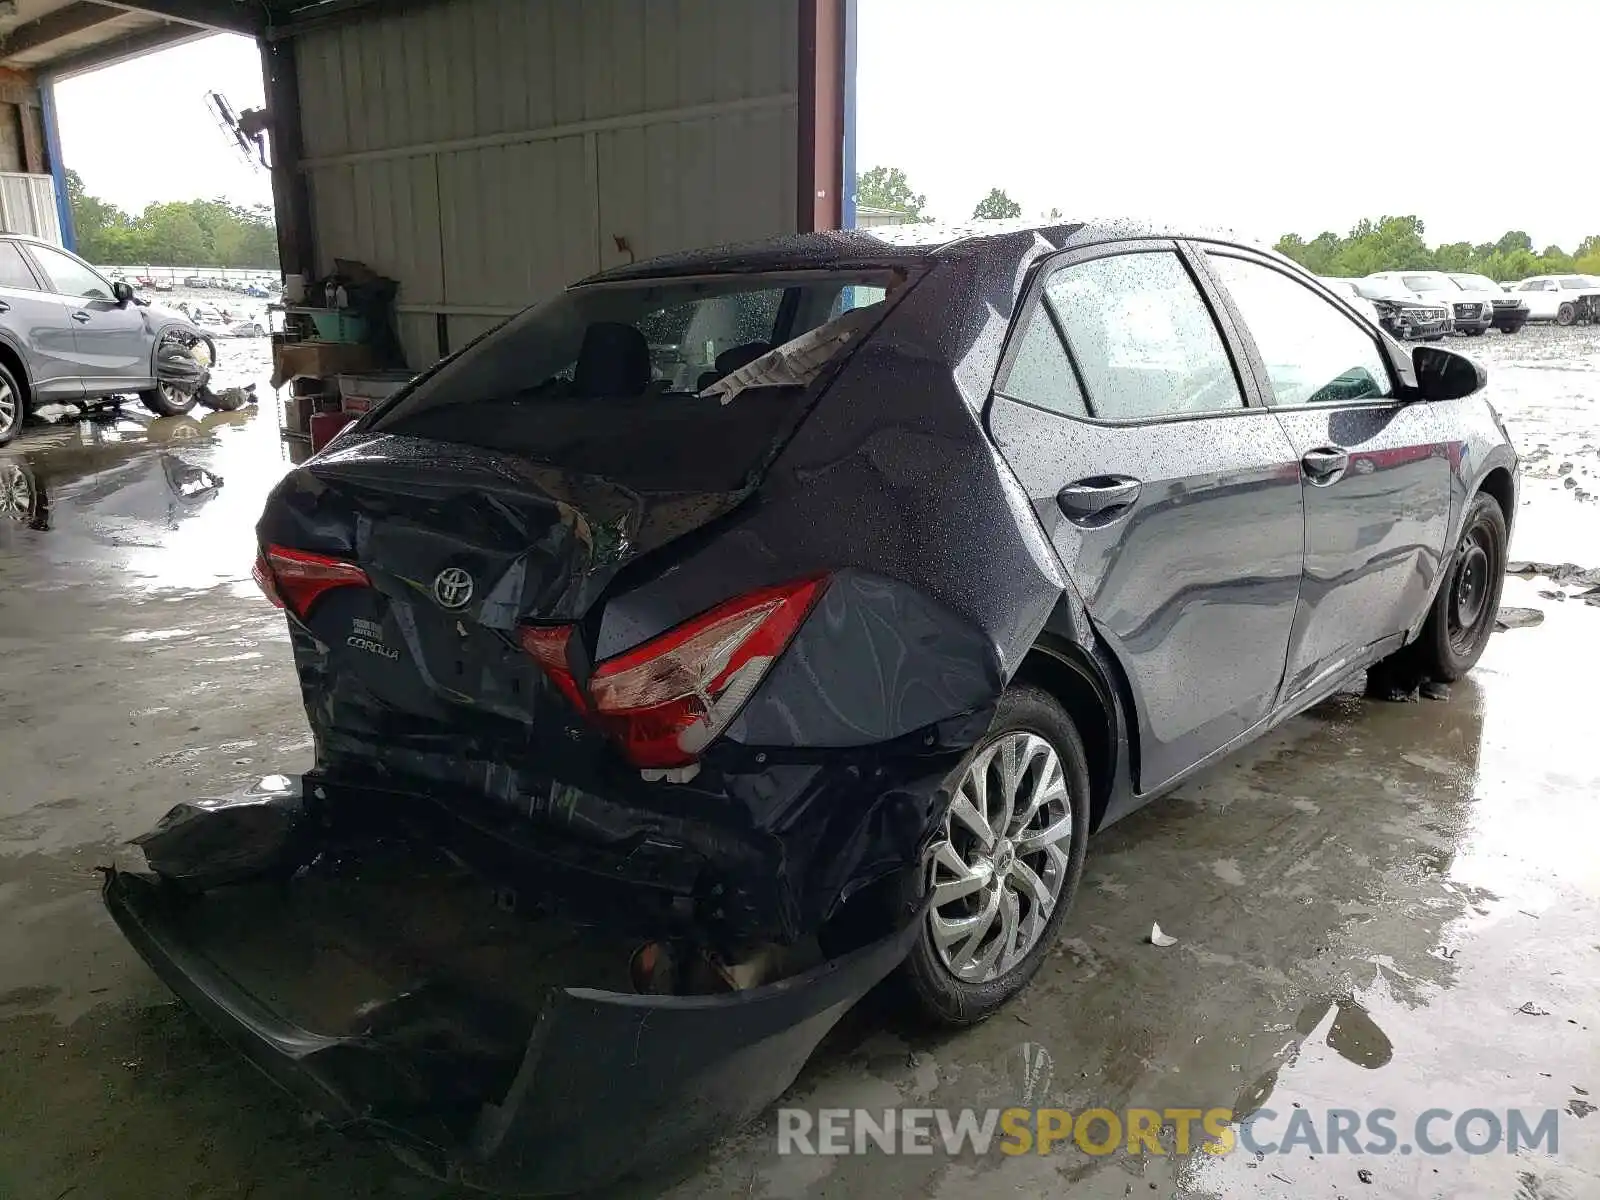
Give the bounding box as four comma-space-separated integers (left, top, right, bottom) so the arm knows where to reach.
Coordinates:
255, 544, 370, 619
520, 576, 827, 769
517, 624, 589, 713
252, 551, 283, 609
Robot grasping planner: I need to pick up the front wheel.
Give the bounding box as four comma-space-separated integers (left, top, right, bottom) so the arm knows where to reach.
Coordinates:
1404, 493, 1507, 681
896, 684, 1091, 1026
139, 382, 199, 417
1556, 302, 1577, 326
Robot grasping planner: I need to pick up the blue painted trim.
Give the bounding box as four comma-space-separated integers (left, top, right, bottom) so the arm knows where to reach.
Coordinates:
841, 0, 858, 229
40, 77, 75, 250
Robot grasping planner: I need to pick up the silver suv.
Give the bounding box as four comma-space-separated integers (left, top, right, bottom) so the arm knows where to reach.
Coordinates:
0, 234, 210, 445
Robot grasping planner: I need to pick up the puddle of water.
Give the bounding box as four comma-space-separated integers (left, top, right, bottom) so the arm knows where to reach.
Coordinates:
0, 338, 291, 597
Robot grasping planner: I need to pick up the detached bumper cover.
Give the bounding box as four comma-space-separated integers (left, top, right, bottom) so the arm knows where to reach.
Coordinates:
104, 866, 921, 1196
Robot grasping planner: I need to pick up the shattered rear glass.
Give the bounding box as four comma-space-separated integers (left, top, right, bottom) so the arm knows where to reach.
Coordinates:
372, 271, 899, 489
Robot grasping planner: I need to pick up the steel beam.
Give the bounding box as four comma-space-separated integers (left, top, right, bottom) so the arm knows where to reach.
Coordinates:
46, 21, 204, 79
1, 1, 121, 58
93, 0, 262, 36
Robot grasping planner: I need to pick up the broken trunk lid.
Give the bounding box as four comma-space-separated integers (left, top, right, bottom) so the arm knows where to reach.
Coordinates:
257, 435, 758, 737
105, 793, 921, 1194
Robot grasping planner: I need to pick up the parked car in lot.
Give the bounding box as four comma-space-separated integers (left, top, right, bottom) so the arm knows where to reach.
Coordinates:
0, 235, 217, 445
1447, 272, 1529, 333
105, 222, 1517, 1195
1318, 277, 1382, 325
1366, 270, 1493, 335
1507, 274, 1600, 325
1341, 276, 1450, 339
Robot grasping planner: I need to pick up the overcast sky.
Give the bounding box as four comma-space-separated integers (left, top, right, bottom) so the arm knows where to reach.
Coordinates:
55, 33, 271, 214
856, 0, 1598, 250
52, 0, 1597, 251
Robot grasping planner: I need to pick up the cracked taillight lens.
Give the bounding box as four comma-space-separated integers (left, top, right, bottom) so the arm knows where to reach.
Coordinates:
520, 576, 827, 769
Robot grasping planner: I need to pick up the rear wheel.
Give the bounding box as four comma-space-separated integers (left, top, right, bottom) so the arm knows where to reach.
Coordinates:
0, 362, 22, 445
1403, 492, 1507, 681
896, 684, 1090, 1026
1557, 302, 1577, 326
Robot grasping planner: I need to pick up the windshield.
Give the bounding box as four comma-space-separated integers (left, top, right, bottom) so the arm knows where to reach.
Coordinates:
372, 270, 902, 488
1402, 274, 1455, 293
1449, 275, 1498, 292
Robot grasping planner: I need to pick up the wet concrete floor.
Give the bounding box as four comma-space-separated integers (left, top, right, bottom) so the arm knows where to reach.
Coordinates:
1, 328, 1598, 1199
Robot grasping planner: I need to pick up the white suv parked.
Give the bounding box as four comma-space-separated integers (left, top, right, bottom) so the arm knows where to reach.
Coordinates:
1506, 275, 1600, 326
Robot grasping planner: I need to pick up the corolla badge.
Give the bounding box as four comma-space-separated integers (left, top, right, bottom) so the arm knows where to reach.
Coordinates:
433, 567, 474, 609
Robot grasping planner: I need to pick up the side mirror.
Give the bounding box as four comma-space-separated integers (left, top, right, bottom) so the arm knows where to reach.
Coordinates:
112, 280, 135, 305
1411, 343, 1486, 401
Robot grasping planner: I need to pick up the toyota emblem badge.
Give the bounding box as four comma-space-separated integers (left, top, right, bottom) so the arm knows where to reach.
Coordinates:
433, 567, 474, 610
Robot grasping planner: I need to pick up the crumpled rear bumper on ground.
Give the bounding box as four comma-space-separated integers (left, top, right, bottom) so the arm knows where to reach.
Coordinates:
103, 778, 925, 1195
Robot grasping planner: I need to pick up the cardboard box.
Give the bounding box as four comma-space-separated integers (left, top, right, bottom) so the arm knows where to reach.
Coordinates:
272, 341, 379, 389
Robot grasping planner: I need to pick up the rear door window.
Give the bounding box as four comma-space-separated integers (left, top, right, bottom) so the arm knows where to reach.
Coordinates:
374, 271, 904, 490
0, 241, 39, 290
1042, 251, 1243, 422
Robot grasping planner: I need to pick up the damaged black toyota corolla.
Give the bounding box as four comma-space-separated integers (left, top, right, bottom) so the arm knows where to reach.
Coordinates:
104, 222, 1517, 1194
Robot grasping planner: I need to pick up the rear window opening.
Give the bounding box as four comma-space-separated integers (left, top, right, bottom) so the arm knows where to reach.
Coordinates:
371, 271, 904, 491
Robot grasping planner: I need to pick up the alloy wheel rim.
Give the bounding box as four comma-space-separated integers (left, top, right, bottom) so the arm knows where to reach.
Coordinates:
0, 382, 15, 432
0, 462, 31, 520
926, 731, 1074, 984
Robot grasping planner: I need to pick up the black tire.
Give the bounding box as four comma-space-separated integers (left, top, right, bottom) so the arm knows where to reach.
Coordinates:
1556, 302, 1576, 327
139, 383, 199, 417
895, 684, 1091, 1026
1403, 492, 1507, 681
0, 360, 24, 446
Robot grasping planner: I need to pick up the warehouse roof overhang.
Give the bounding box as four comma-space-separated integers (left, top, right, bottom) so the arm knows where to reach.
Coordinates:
0, 0, 425, 78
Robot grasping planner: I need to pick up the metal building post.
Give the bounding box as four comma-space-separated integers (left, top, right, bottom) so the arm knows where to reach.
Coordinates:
259, 35, 314, 278
39, 76, 74, 250
798, 0, 845, 233
841, 0, 857, 230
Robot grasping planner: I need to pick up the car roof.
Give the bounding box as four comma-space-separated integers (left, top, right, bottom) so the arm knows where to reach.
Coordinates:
578, 218, 1276, 286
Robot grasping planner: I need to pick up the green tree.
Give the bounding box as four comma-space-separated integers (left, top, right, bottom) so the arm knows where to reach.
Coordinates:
1495, 230, 1533, 256
1539, 245, 1574, 272
140, 203, 209, 264
972, 187, 1021, 219
65, 169, 138, 264
1434, 242, 1474, 271
855, 166, 927, 221
63, 172, 279, 268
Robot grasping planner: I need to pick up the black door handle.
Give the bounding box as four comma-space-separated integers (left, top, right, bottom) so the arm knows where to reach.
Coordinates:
71, 310, 90, 323
1057, 475, 1142, 524
1302, 446, 1350, 485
